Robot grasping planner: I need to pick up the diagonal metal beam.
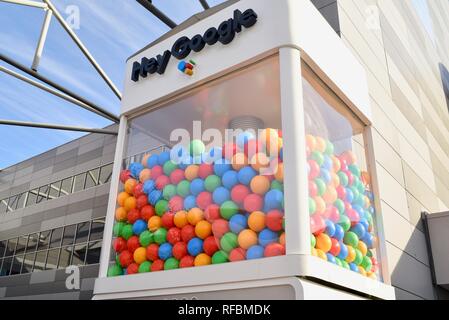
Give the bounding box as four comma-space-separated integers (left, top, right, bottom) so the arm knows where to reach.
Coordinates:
0, 119, 118, 135
0, 0, 47, 9
199, 0, 210, 10
32, 8, 52, 71
136, 0, 177, 29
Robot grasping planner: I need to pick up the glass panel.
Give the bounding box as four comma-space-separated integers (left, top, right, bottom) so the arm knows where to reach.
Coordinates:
75, 222, 90, 244
72, 243, 87, 266
0, 198, 7, 213
37, 185, 49, 203
16, 192, 27, 210
27, 189, 38, 206
58, 246, 73, 268
62, 225, 76, 246
45, 248, 60, 270
85, 241, 102, 265
33, 250, 47, 271
22, 252, 35, 274
59, 177, 73, 197
37, 231, 51, 250
72, 173, 86, 193
302, 65, 381, 281
99, 163, 113, 184
48, 181, 62, 200
1, 257, 12, 276
5, 238, 17, 257
0, 240, 6, 258
10, 255, 23, 275
85, 168, 100, 189
26, 233, 39, 253
49, 228, 63, 248
15, 235, 27, 255
6, 195, 18, 212
89, 218, 105, 241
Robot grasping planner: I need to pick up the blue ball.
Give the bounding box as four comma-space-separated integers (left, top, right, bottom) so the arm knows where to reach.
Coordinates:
353, 205, 365, 217
143, 180, 156, 195
129, 162, 144, 179
320, 169, 332, 185
158, 243, 173, 260
280, 148, 283, 161
236, 132, 255, 150
345, 188, 354, 203
349, 263, 359, 273
351, 223, 366, 239
184, 195, 197, 210
360, 218, 369, 232
187, 238, 204, 256
325, 220, 336, 237
158, 151, 171, 166
229, 214, 248, 234
264, 189, 284, 210
334, 224, 344, 241
132, 220, 147, 236
258, 229, 278, 247
246, 245, 264, 260
203, 147, 223, 164
338, 242, 348, 260
326, 253, 337, 264
362, 233, 375, 249
222, 170, 239, 190
147, 154, 159, 169
237, 166, 257, 185
190, 178, 205, 196
213, 187, 230, 205
322, 155, 333, 171
214, 159, 231, 177
148, 190, 162, 206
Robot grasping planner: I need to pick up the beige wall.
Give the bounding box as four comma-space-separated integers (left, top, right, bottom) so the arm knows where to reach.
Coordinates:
334, 0, 449, 300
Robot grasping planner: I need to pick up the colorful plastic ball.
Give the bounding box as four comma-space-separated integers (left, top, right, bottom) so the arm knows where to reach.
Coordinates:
244, 194, 263, 212
139, 230, 154, 247
338, 215, 351, 232
250, 175, 270, 195
189, 140, 205, 157
315, 233, 332, 253
246, 211, 265, 232
178, 255, 194, 268
119, 250, 133, 268
346, 209, 360, 226
120, 170, 132, 184
231, 153, 248, 171
337, 242, 348, 260
265, 210, 283, 232
197, 163, 213, 180
251, 153, 270, 172
148, 216, 162, 232
127, 263, 139, 275
194, 253, 211, 266
158, 243, 173, 260
124, 179, 138, 195
113, 222, 125, 237
172, 242, 188, 260
333, 224, 344, 241
187, 208, 204, 226
212, 219, 229, 239
264, 243, 285, 257
146, 244, 159, 261
357, 241, 368, 257
329, 238, 341, 256
349, 263, 359, 273
211, 187, 229, 205
132, 219, 147, 236
244, 139, 262, 158
155, 175, 170, 191
246, 245, 264, 260
326, 253, 337, 264
270, 181, 283, 193
133, 183, 145, 198
130, 163, 144, 179
190, 178, 205, 196
136, 194, 148, 210
176, 180, 190, 198
203, 147, 223, 164
108, 264, 123, 277
133, 247, 147, 264
274, 163, 284, 183
148, 190, 163, 206
203, 236, 219, 256
222, 170, 239, 190
194, 192, 211, 210
311, 235, 316, 248
183, 195, 196, 210
162, 184, 176, 201
140, 168, 152, 184
115, 207, 127, 222
229, 214, 248, 234
220, 232, 238, 253
156, 151, 170, 166
185, 165, 199, 181
204, 204, 220, 223
230, 185, 250, 204
310, 214, 326, 235
126, 208, 139, 225
345, 245, 356, 263
353, 249, 363, 266
168, 195, 184, 213
309, 181, 318, 197
236, 131, 255, 150
117, 192, 130, 208
150, 165, 163, 181
166, 227, 181, 245
238, 229, 258, 250
155, 200, 168, 217
220, 201, 239, 220
227, 248, 245, 262
144, 154, 158, 169
202, 175, 219, 193
210, 250, 227, 264
212, 159, 230, 177
164, 257, 179, 270
121, 224, 134, 240
264, 189, 284, 211
187, 237, 204, 256
279, 232, 286, 246
362, 233, 375, 249
163, 161, 178, 177
195, 220, 212, 239
258, 229, 278, 247
143, 180, 156, 196
181, 225, 196, 243
351, 223, 366, 240
151, 259, 164, 272
113, 237, 127, 253
238, 166, 257, 185
124, 197, 137, 212
325, 220, 336, 237
344, 232, 359, 248
153, 228, 167, 245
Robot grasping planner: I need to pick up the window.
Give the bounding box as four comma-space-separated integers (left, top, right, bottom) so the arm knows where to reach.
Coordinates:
37, 185, 49, 204
22, 252, 35, 274
6, 195, 18, 212
58, 246, 73, 268
99, 164, 113, 184
16, 192, 27, 210
15, 236, 27, 255
10, 255, 23, 275
49, 228, 63, 248
0, 240, 6, 258
27, 189, 38, 206
37, 231, 51, 251
26, 233, 39, 253
45, 248, 60, 270
5, 238, 17, 257
75, 222, 90, 244
85, 168, 100, 189
59, 177, 73, 197
89, 218, 105, 241
48, 181, 61, 200
85, 241, 102, 265
33, 251, 47, 271
1, 257, 12, 276
72, 243, 87, 266
62, 225, 76, 246
72, 173, 86, 193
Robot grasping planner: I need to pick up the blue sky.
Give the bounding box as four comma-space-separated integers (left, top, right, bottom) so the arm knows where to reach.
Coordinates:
0, 0, 226, 169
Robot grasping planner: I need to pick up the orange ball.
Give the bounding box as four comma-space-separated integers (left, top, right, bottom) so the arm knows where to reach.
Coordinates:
315, 137, 327, 153
323, 186, 338, 204
124, 196, 137, 212
185, 165, 199, 181
174, 210, 188, 228
141, 154, 151, 168
117, 192, 130, 207
187, 208, 204, 226
134, 247, 147, 264
316, 249, 327, 261
311, 247, 318, 256
238, 229, 258, 250
194, 253, 211, 266
306, 134, 317, 151
314, 196, 326, 214
148, 216, 162, 232
250, 153, 270, 172
279, 232, 286, 246
358, 266, 367, 277
195, 220, 212, 239
231, 153, 248, 171
139, 168, 152, 183
115, 207, 127, 222
361, 171, 371, 186
125, 179, 138, 195
315, 233, 332, 253
346, 245, 356, 263
274, 163, 284, 182
331, 173, 340, 188
250, 175, 270, 195
248, 211, 266, 232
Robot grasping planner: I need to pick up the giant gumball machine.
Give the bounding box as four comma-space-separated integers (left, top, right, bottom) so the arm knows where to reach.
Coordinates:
93, 0, 395, 300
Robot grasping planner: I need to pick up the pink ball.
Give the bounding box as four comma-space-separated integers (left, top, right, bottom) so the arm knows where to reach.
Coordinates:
170, 169, 185, 185
204, 204, 221, 223
231, 185, 250, 204
151, 165, 163, 180
310, 214, 325, 235
336, 186, 346, 200
197, 191, 213, 210
343, 170, 354, 186
243, 194, 263, 212
155, 175, 170, 190
346, 208, 360, 226
198, 163, 214, 179
169, 195, 184, 213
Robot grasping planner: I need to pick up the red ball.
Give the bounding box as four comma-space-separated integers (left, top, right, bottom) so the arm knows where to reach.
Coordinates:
127, 263, 139, 274
229, 248, 246, 262
308, 160, 320, 180
204, 204, 220, 223
161, 212, 175, 229
120, 170, 131, 184
113, 237, 127, 253
327, 206, 340, 224
203, 236, 219, 256
266, 210, 283, 232
231, 185, 250, 204
168, 196, 184, 213
346, 209, 360, 226
264, 243, 285, 257
136, 194, 148, 209
245, 139, 262, 158
151, 259, 164, 272
198, 163, 214, 179
155, 175, 170, 190
173, 242, 188, 260
181, 225, 196, 243
150, 165, 163, 180
336, 186, 346, 200
211, 219, 229, 239
141, 205, 155, 221
146, 244, 159, 261
310, 214, 326, 235
133, 183, 145, 198
179, 255, 195, 268
329, 238, 341, 256
243, 194, 263, 212
127, 236, 140, 253
170, 169, 185, 185
119, 250, 133, 267
197, 191, 213, 210
167, 227, 182, 245
222, 143, 237, 160
309, 181, 318, 197
127, 208, 141, 224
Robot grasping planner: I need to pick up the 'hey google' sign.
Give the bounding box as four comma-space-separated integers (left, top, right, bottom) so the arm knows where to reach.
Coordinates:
131, 9, 258, 82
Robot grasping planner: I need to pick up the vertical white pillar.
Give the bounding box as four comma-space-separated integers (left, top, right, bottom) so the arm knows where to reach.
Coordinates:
279, 47, 311, 255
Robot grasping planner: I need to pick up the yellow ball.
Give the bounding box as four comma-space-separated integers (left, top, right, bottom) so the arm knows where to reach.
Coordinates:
331, 172, 340, 188
358, 241, 368, 257
117, 192, 130, 207
250, 175, 270, 195
306, 134, 317, 151
315, 137, 327, 153
185, 165, 199, 181
316, 233, 332, 253
174, 210, 188, 228
194, 253, 211, 266
124, 196, 137, 212
248, 211, 266, 232
274, 163, 284, 182
238, 229, 258, 250
188, 208, 204, 226
323, 186, 338, 204
195, 220, 212, 239
231, 153, 248, 171
148, 216, 162, 232
316, 249, 328, 261
139, 168, 152, 183
346, 245, 356, 263
311, 247, 318, 256
332, 155, 341, 172
124, 178, 138, 194
358, 266, 367, 277
134, 247, 147, 264
314, 196, 326, 215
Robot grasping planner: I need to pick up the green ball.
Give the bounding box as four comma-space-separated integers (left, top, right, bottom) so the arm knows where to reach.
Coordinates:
212, 250, 228, 264
139, 230, 154, 247
357, 181, 366, 195
205, 175, 221, 192
138, 261, 152, 273
366, 249, 373, 258
163, 161, 178, 176
338, 171, 349, 187
107, 264, 123, 277
163, 184, 177, 200
220, 201, 239, 220
190, 140, 206, 157
155, 200, 169, 216
334, 199, 345, 215
344, 231, 359, 248
361, 256, 372, 272
311, 151, 324, 166
325, 140, 334, 155
308, 197, 316, 215
164, 257, 179, 270
115, 254, 120, 266
353, 249, 363, 266
338, 215, 351, 232
335, 257, 342, 268
220, 233, 238, 252
311, 235, 316, 248
177, 180, 191, 197
271, 180, 283, 192
315, 178, 326, 197
121, 224, 134, 240
113, 222, 125, 237
348, 164, 361, 178
341, 260, 350, 270
350, 187, 360, 202
154, 228, 167, 244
